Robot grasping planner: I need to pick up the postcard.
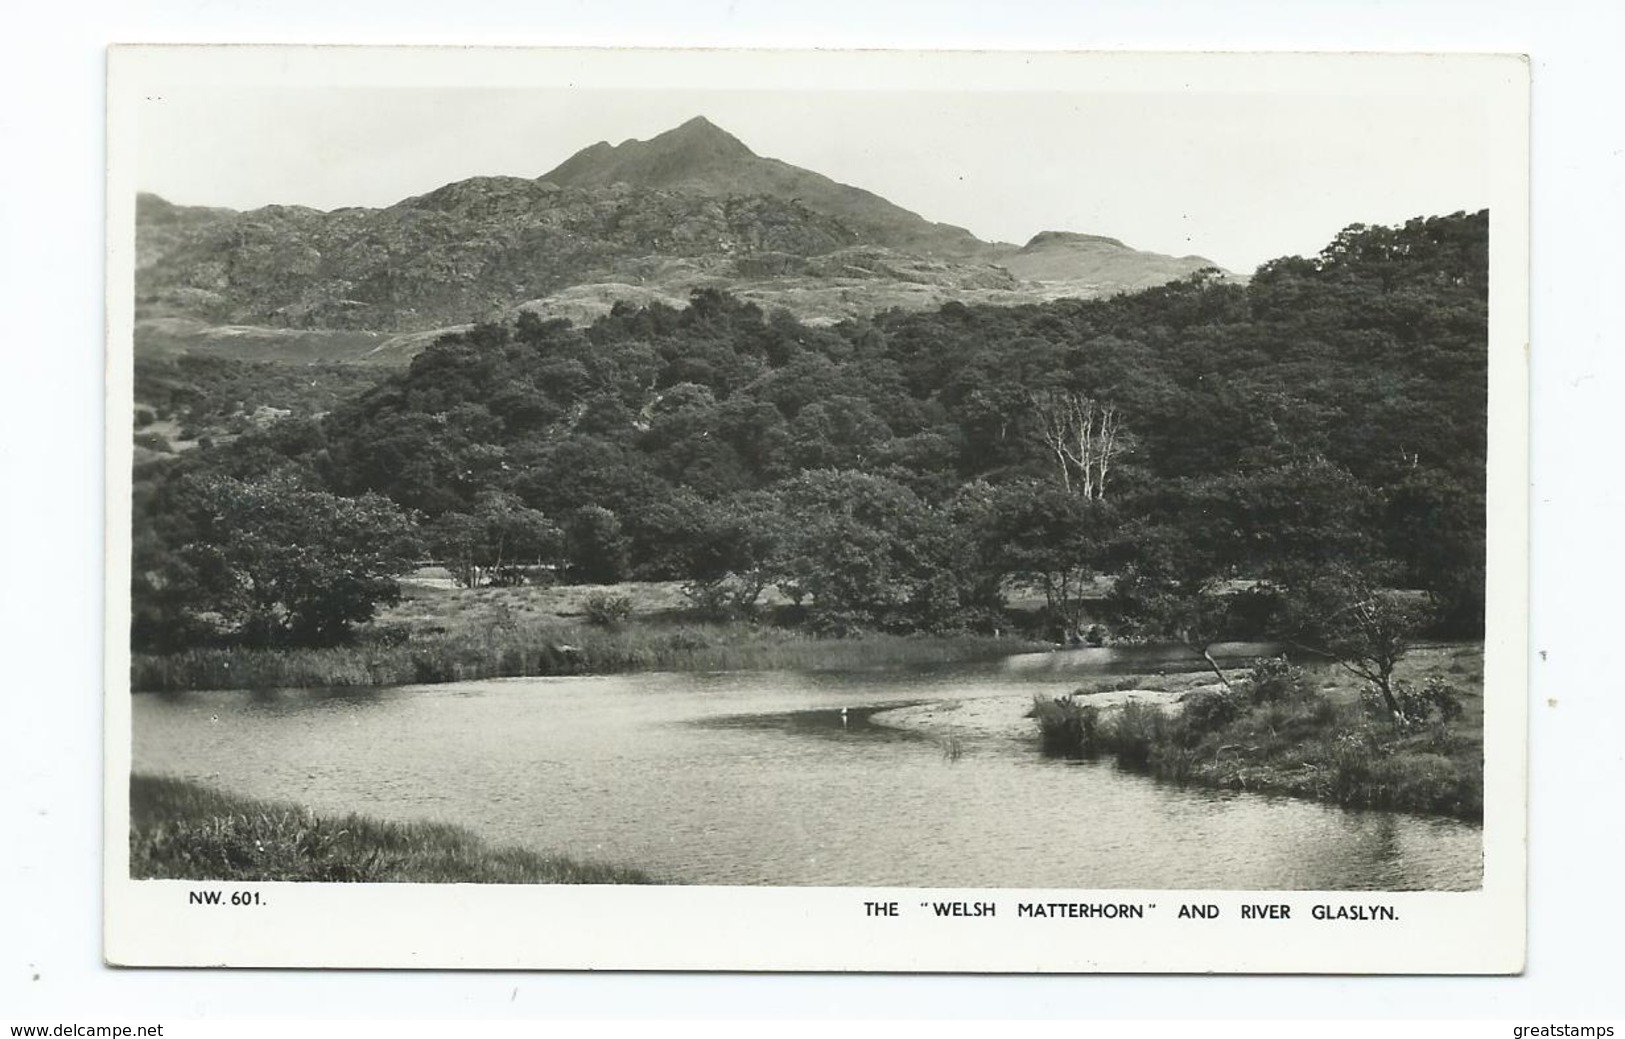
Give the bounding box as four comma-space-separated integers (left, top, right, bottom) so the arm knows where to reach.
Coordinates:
105, 45, 1528, 972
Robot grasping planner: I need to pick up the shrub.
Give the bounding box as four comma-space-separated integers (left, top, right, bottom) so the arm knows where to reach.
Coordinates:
1322, 729, 1385, 805
1361, 674, 1465, 728
582, 591, 635, 628
1106, 702, 1167, 769
1315, 732, 1479, 818
411, 653, 459, 684
680, 574, 765, 620
804, 606, 870, 638
681, 580, 732, 618
1182, 688, 1243, 734
1030, 693, 1098, 757
1247, 655, 1308, 704
1396, 676, 1466, 725
665, 630, 710, 653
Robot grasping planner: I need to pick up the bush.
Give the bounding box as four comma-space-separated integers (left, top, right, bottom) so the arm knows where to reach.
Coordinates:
681, 580, 730, 618
1181, 688, 1243, 734
681, 574, 765, 620
1361, 674, 1465, 728
1247, 655, 1308, 704
804, 606, 871, 638
665, 630, 710, 653
411, 653, 460, 684
582, 591, 635, 628
1396, 676, 1466, 725
1029, 693, 1098, 757
1104, 702, 1168, 769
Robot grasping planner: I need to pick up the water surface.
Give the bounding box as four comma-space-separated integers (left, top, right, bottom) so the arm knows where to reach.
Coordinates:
132, 649, 1482, 889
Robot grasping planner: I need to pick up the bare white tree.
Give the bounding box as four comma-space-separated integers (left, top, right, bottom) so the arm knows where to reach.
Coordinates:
1029, 389, 1126, 500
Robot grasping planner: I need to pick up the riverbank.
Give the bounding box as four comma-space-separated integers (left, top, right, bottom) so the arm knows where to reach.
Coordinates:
871, 675, 1208, 740
129, 774, 658, 883
875, 644, 1485, 822
131, 580, 1047, 692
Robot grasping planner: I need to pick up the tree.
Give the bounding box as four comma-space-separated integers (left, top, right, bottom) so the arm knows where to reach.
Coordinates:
977, 481, 1112, 642
767, 470, 959, 633
424, 510, 486, 588
565, 505, 631, 584
428, 491, 562, 588
1384, 467, 1485, 635
1027, 389, 1127, 499
134, 472, 419, 648
1106, 460, 1383, 688
786, 395, 893, 472
1104, 561, 1246, 690
645, 491, 784, 618
1280, 572, 1432, 721
124, 209, 1492, 675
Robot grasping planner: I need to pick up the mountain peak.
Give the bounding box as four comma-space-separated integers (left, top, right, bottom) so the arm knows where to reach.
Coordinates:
667, 115, 742, 141
645, 115, 756, 159
542, 116, 756, 188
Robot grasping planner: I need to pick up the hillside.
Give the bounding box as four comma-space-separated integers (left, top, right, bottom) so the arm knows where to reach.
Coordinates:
991, 232, 1225, 295
136, 181, 862, 330
135, 117, 1231, 361
541, 116, 989, 258
132, 212, 1491, 654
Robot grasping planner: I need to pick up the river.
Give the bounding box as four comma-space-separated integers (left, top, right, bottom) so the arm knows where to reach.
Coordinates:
131, 647, 1482, 890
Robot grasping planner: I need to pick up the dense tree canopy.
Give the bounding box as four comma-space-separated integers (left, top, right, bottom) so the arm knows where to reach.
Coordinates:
132, 211, 1490, 650
132, 470, 418, 648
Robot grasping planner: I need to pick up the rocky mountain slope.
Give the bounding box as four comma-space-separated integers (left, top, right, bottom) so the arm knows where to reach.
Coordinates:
542, 116, 990, 258
135, 116, 1229, 361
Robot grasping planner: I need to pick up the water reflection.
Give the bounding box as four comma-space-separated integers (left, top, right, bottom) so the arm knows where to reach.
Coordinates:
701, 702, 932, 742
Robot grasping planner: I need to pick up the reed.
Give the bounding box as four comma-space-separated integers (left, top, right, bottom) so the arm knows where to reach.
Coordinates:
132, 621, 1041, 692
128, 774, 658, 883
1028, 694, 1099, 758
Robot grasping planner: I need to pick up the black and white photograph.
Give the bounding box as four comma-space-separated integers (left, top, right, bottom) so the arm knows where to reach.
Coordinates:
103, 46, 1528, 972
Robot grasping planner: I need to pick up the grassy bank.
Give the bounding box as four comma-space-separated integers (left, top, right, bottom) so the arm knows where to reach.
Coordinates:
129, 774, 658, 883
1031, 644, 1484, 821
132, 580, 1045, 692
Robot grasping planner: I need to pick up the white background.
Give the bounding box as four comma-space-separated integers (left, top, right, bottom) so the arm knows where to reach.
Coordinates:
1, 0, 1619, 1020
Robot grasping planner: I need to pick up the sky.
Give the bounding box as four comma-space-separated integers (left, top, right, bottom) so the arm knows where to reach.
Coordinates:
136, 77, 1494, 276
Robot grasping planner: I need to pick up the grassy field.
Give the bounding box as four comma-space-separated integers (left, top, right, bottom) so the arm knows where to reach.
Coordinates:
129, 774, 657, 883
131, 579, 1046, 692
1031, 643, 1484, 821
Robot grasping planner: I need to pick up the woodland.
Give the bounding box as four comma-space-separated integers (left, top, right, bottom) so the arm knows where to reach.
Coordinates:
130, 210, 1489, 712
